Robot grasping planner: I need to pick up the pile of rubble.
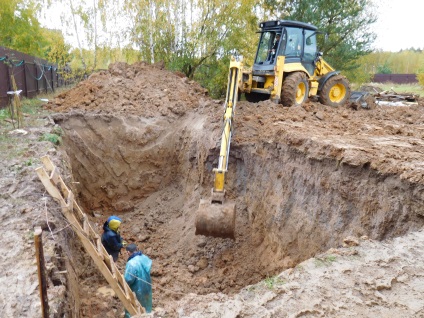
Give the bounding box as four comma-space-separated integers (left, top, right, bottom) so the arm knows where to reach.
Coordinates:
359, 85, 420, 106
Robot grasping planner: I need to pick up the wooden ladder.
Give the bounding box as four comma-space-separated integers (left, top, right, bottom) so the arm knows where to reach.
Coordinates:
35, 155, 144, 316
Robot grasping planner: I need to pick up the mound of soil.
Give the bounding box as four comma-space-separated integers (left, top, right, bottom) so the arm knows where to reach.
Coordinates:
46, 61, 209, 118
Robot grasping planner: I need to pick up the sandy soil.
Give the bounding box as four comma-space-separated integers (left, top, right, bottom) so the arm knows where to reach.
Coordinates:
2, 61, 424, 318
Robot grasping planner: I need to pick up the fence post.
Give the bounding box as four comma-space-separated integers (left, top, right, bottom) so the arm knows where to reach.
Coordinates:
34, 226, 49, 318
51, 67, 54, 92
35, 63, 39, 94
23, 62, 28, 99
44, 65, 48, 93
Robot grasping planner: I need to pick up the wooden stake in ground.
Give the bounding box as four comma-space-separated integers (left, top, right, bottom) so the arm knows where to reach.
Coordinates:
8, 74, 23, 128
34, 226, 49, 318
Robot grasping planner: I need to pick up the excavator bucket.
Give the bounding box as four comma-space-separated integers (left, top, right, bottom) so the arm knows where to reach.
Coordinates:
349, 91, 376, 110
195, 199, 236, 239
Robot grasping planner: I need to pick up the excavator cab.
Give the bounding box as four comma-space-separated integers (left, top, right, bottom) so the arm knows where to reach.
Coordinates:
241, 20, 352, 107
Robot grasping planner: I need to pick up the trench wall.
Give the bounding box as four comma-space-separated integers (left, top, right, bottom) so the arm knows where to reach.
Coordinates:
231, 142, 424, 266
55, 112, 424, 271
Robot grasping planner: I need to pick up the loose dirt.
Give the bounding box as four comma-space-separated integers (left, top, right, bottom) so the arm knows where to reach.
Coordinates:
3, 61, 424, 318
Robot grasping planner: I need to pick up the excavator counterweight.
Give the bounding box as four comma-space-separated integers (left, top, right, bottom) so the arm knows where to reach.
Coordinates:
195, 56, 242, 239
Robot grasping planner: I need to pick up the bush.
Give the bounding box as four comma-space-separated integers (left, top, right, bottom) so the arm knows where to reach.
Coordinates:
417, 73, 424, 87
39, 133, 62, 145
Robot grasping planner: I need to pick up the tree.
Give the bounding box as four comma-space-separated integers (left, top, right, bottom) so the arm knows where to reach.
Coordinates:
282, 0, 377, 82
42, 28, 72, 69
122, 0, 257, 97
376, 62, 392, 74
0, 0, 49, 57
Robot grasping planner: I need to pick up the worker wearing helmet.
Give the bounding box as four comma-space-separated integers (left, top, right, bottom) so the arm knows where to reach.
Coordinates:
101, 215, 126, 261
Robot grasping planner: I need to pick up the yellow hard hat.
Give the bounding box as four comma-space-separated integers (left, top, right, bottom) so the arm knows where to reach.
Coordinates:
108, 219, 121, 231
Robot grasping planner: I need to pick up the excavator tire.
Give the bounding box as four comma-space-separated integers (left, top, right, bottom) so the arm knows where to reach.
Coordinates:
281, 72, 309, 106
319, 74, 351, 107
195, 199, 236, 239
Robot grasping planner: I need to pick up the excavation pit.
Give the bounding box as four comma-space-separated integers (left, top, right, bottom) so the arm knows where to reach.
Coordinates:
46, 62, 424, 316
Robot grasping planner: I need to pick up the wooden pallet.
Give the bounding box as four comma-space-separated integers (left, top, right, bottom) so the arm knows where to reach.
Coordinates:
35, 155, 144, 316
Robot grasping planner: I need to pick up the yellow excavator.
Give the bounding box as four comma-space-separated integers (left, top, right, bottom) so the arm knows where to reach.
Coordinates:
195, 19, 367, 239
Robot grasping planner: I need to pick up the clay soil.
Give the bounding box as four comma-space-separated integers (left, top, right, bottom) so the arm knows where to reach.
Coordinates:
3, 61, 424, 318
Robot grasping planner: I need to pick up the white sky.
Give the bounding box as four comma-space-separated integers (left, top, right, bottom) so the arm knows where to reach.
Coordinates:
41, 0, 422, 53
372, 0, 423, 51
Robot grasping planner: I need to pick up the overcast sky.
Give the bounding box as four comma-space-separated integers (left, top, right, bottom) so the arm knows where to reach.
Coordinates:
41, 0, 422, 53
372, 0, 423, 51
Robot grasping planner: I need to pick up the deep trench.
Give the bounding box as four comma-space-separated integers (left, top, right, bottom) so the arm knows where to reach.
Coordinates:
54, 112, 424, 312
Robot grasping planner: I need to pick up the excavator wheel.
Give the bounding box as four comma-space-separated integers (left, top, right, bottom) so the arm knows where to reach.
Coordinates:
281, 72, 309, 106
319, 74, 351, 107
195, 199, 236, 239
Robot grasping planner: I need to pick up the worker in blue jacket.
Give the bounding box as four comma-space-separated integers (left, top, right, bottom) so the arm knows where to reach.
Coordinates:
101, 215, 126, 262
124, 243, 152, 316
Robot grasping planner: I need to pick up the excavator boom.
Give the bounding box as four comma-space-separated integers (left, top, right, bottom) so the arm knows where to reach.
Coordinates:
195, 56, 242, 239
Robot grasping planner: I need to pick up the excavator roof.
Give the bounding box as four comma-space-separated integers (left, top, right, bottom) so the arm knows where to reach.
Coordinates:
259, 20, 318, 31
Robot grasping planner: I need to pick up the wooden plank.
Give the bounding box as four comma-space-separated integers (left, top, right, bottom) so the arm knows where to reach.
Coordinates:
36, 158, 144, 315
66, 208, 141, 314
34, 227, 49, 318
83, 215, 89, 235
96, 238, 104, 260
66, 191, 74, 213
35, 167, 63, 201
110, 255, 116, 278
117, 271, 130, 299
40, 155, 55, 172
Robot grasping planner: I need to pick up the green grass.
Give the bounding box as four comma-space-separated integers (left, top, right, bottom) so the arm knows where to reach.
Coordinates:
21, 97, 45, 115
0, 108, 10, 120
39, 133, 62, 145
0, 133, 31, 160
353, 82, 424, 96
314, 255, 337, 268
374, 83, 424, 95
264, 275, 285, 289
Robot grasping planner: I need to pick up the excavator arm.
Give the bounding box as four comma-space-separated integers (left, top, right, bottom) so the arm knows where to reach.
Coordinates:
195, 56, 243, 239
212, 57, 241, 202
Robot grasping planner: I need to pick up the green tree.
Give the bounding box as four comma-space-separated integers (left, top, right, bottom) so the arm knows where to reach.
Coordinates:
123, 0, 257, 97
283, 0, 377, 82
376, 62, 392, 74
0, 0, 49, 57
42, 28, 72, 68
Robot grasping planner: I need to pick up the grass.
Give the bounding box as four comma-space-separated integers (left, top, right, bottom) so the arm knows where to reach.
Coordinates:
354, 82, 424, 96
21, 97, 46, 115
39, 132, 62, 145
264, 275, 285, 289
374, 83, 424, 95
314, 255, 337, 267
0, 133, 32, 160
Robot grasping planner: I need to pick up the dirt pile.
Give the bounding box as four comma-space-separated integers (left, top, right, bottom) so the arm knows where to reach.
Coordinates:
46, 61, 209, 118
4, 60, 424, 318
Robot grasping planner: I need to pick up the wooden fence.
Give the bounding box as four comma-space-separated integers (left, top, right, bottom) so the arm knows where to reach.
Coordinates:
372, 74, 418, 84
0, 46, 72, 109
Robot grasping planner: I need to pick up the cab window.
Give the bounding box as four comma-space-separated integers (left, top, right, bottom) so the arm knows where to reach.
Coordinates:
255, 31, 273, 64
304, 29, 317, 61
284, 27, 303, 57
